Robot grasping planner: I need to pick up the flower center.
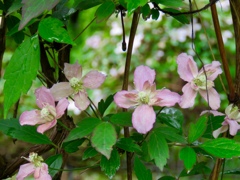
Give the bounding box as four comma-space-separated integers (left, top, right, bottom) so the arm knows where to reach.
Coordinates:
23, 152, 44, 168
70, 77, 83, 92
193, 74, 214, 90
40, 105, 56, 122
138, 91, 149, 104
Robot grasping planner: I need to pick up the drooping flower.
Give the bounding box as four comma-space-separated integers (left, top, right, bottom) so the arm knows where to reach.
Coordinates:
177, 53, 222, 110
20, 87, 69, 134
50, 63, 106, 111
201, 104, 240, 138
16, 152, 51, 180
114, 65, 180, 134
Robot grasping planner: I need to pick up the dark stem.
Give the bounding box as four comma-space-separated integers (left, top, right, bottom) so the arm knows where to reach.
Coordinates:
120, 8, 127, 51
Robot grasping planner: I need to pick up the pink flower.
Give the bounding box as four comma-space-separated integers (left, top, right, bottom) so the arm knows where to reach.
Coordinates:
114, 65, 180, 134
177, 53, 222, 110
20, 87, 69, 134
201, 104, 240, 138
16, 152, 51, 180
50, 63, 106, 111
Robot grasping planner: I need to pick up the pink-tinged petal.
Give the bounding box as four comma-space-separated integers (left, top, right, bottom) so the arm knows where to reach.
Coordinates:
34, 164, 51, 180
50, 82, 74, 101
37, 119, 57, 134
83, 70, 106, 89
132, 105, 156, 134
226, 119, 240, 136
200, 110, 224, 116
114, 90, 138, 109
213, 125, 228, 138
56, 98, 69, 119
64, 62, 82, 80
199, 61, 222, 81
20, 110, 42, 126
179, 83, 197, 108
177, 53, 198, 82
16, 163, 35, 180
199, 88, 220, 110
74, 91, 90, 111
155, 89, 180, 107
35, 87, 55, 108
134, 65, 156, 91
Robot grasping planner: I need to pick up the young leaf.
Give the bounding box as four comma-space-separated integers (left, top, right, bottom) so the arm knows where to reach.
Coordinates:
179, 147, 196, 171
64, 117, 101, 142
95, 1, 115, 23
100, 148, 120, 179
62, 138, 85, 153
148, 130, 169, 170
91, 122, 117, 159
110, 112, 132, 127
45, 154, 63, 177
82, 147, 98, 160
116, 137, 141, 153
199, 138, 240, 158
3, 35, 40, 118
98, 94, 114, 116
188, 116, 207, 143
126, 0, 148, 16
38, 17, 74, 45
134, 156, 152, 180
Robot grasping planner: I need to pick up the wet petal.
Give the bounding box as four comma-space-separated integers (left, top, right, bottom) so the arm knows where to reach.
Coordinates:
50, 82, 74, 101
74, 91, 90, 111
134, 65, 156, 91
37, 119, 57, 134
177, 53, 198, 82
20, 110, 42, 126
155, 89, 180, 107
16, 163, 35, 180
199, 61, 222, 81
35, 87, 55, 108
199, 88, 220, 110
83, 70, 106, 89
56, 98, 69, 119
179, 83, 197, 108
226, 119, 240, 136
114, 90, 138, 109
132, 105, 156, 134
64, 62, 82, 80
213, 125, 228, 138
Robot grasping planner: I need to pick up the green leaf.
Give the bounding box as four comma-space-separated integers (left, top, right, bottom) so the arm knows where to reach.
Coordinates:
179, 162, 211, 177
91, 122, 117, 159
45, 154, 63, 177
3, 35, 40, 118
64, 117, 101, 142
98, 94, 114, 116
157, 107, 184, 133
19, 0, 60, 30
95, 1, 115, 23
74, 0, 104, 11
141, 3, 151, 20
38, 17, 74, 45
202, 115, 224, 139
179, 147, 196, 171
6, 15, 24, 44
159, 176, 176, 180
148, 130, 169, 170
151, 9, 160, 20
62, 138, 85, 153
116, 137, 141, 153
163, 8, 189, 24
110, 112, 132, 127
188, 116, 207, 143
134, 156, 152, 180
0, 119, 52, 145
126, 0, 148, 16
82, 147, 98, 160
152, 0, 184, 7
6, 0, 22, 16
200, 138, 240, 158
100, 148, 120, 179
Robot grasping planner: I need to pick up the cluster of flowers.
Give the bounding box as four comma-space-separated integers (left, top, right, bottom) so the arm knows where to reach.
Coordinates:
17, 53, 240, 179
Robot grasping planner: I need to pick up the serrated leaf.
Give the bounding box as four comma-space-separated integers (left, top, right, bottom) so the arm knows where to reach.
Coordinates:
6, 0, 22, 16
62, 138, 85, 153
110, 112, 132, 127
38, 17, 74, 45
91, 122, 117, 159
45, 154, 63, 177
0, 119, 52, 145
64, 117, 101, 142
188, 116, 207, 143
98, 94, 114, 116
100, 148, 120, 179
95, 1, 115, 23
200, 138, 240, 158
163, 8, 189, 24
179, 147, 196, 171
82, 147, 98, 160
3, 35, 40, 118
152, 0, 184, 7
148, 130, 169, 171
126, 0, 148, 16
134, 156, 152, 180
116, 137, 141, 153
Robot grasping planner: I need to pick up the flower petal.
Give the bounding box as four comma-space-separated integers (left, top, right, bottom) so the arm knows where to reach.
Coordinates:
50, 82, 74, 101
74, 91, 90, 111
155, 89, 180, 107
213, 125, 228, 138
16, 163, 35, 180
132, 105, 156, 134
177, 53, 198, 82
200, 110, 224, 116
35, 87, 55, 108
134, 65, 156, 91
179, 83, 197, 108
19, 110, 42, 126
37, 119, 57, 134
56, 98, 69, 119
226, 119, 240, 136
199, 61, 222, 81
35, 163, 52, 180
83, 70, 106, 89
64, 62, 82, 80
199, 88, 220, 110
114, 90, 138, 109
